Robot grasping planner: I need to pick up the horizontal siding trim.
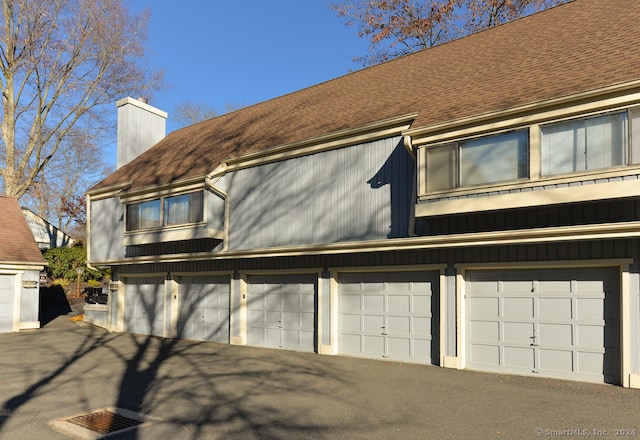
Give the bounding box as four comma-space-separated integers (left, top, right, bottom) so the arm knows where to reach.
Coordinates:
89, 220, 640, 266
455, 258, 633, 271
416, 179, 640, 217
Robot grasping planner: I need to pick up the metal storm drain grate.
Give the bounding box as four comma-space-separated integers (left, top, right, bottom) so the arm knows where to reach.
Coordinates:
50, 407, 160, 439
66, 410, 142, 434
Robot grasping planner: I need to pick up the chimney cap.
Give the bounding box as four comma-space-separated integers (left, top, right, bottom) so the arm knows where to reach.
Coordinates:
137, 97, 149, 104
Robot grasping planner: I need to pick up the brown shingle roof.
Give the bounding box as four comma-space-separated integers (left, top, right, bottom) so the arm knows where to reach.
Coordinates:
92, 0, 640, 192
0, 196, 46, 265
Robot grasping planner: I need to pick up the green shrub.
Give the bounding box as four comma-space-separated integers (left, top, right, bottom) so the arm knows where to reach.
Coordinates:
43, 245, 105, 282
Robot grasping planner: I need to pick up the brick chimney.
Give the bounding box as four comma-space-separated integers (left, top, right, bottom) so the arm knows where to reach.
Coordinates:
116, 97, 167, 169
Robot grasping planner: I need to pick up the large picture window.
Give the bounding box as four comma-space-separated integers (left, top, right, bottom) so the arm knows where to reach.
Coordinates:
126, 191, 204, 231
541, 111, 628, 176
425, 130, 529, 191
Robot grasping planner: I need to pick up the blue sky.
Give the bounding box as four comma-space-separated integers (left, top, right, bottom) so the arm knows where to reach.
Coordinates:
127, 1, 369, 134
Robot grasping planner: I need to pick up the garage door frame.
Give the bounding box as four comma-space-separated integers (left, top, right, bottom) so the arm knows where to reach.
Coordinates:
455, 259, 632, 387
171, 271, 234, 341
239, 269, 322, 351
331, 265, 446, 363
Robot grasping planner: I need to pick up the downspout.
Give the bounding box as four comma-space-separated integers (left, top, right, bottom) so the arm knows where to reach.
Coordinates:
205, 163, 230, 251
404, 135, 417, 237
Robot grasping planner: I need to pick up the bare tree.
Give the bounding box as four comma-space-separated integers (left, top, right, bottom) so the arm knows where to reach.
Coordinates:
0, 0, 164, 199
173, 101, 219, 128
23, 128, 110, 235
331, 0, 570, 66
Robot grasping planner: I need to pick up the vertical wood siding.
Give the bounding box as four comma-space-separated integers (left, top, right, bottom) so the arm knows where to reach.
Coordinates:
90, 198, 124, 262
226, 137, 414, 250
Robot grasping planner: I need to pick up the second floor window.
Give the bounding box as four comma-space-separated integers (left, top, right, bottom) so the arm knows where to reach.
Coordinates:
164, 192, 204, 226
541, 111, 628, 176
126, 191, 204, 231
426, 130, 529, 191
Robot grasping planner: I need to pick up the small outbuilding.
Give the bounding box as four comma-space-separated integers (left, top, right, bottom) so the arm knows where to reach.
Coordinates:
0, 196, 47, 332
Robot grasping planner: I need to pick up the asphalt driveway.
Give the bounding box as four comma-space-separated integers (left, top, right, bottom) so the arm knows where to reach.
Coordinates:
0, 309, 639, 440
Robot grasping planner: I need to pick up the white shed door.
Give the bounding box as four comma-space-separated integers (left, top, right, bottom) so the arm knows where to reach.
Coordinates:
339, 271, 437, 364
247, 274, 316, 352
178, 275, 230, 343
124, 277, 166, 337
466, 268, 620, 384
0, 275, 15, 333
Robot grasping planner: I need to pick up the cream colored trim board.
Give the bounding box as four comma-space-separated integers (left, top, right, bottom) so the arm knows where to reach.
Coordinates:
439, 267, 447, 367
621, 264, 631, 388
225, 114, 417, 172
456, 259, 633, 271
86, 182, 131, 199
122, 226, 223, 246
415, 179, 640, 217
119, 179, 206, 202
0, 263, 45, 271
89, 220, 640, 266
328, 264, 446, 273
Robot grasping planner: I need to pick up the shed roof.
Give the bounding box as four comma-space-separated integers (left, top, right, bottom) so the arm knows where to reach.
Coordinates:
0, 196, 46, 265
92, 0, 640, 192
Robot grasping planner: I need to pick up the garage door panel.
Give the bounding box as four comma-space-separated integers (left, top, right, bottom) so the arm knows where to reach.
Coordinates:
387, 315, 411, 333
503, 297, 534, 319
388, 295, 410, 313
470, 321, 499, 342
504, 346, 534, 368
469, 297, 499, 318
578, 352, 605, 375
576, 298, 604, 319
339, 270, 438, 364
246, 274, 316, 352
178, 275, 230, 343
471, 344, 500, 365
539, 323, 573, 346
363, 315, 384, 332
364, 295, 384, 311
539, 349, 573, 372
503, 322, 534, 344
537, 278, 572, 293
387, 337, 410, 357
576, 325, 603, 347
538, 298, 572, 320
363, 335, 385, 353
466, 267, 619, 384
125, 277, 165, 337
413, 316, 431, 334
342, 314, 361, 332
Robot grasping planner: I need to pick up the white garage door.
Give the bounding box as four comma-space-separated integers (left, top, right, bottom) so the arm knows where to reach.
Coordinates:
124, 277, 166, 337
177, 275, 230, 343
466, 268, 620, 384
339, 271, 438, 364
0, 275, 15, 333
247, 274, 316, 352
